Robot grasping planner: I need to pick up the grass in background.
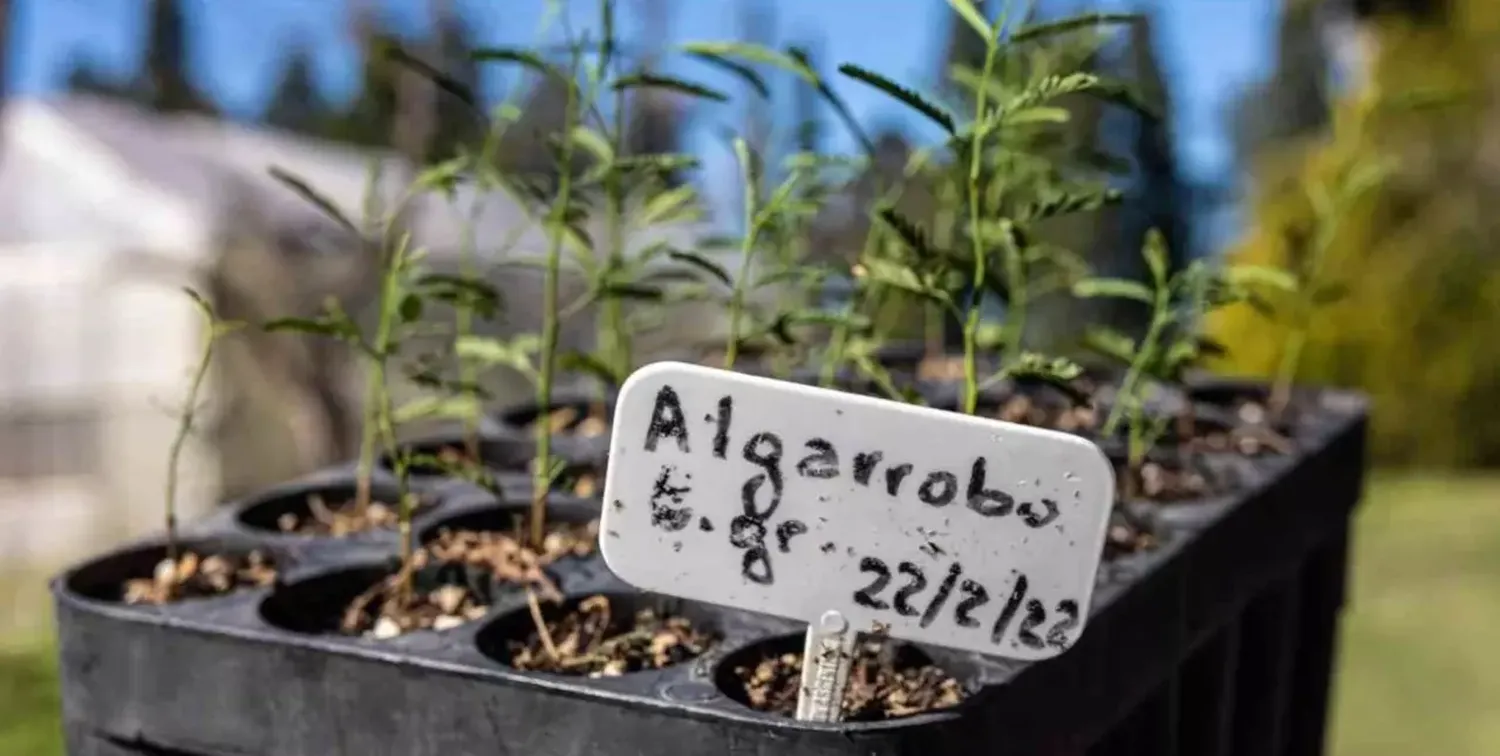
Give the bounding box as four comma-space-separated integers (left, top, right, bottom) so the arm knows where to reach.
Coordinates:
0, 473, 1495, 755
1329, 473, 1500, 756
0, 637, 60, 755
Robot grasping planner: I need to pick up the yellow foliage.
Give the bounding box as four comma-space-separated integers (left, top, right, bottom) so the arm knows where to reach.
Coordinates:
1210, 6, 1500, 467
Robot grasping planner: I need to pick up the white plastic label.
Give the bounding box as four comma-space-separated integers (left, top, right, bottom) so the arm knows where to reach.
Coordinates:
599, 362, 1115, 660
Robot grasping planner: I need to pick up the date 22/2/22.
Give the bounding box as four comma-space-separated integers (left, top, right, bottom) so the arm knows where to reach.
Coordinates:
852, 555, 1081, 652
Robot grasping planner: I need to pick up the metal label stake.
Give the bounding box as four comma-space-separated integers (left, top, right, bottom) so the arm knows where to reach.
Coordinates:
795, 610, 858, 722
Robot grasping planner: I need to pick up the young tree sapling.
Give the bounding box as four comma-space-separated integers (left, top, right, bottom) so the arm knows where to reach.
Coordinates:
1074, 229, 1296, 497
265, 165, 500, 613
123, 288, 276, 606
836, 1, 1144, 412
1268, 158, 1390, 421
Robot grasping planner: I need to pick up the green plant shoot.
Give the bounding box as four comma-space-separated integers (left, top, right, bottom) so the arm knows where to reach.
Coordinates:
1074, 229, 1297, 493
1269, 158, 1391, 419
166, 289, 243, 563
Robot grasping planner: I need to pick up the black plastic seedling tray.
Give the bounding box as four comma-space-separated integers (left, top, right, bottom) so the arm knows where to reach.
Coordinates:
52, 381, 1366, 756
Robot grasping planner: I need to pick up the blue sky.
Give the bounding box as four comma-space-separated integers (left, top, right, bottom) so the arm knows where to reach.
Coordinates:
6, 0, 1281, 233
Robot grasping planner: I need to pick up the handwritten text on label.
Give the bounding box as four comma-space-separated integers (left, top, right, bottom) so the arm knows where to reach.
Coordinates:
600, 363, 1114, 661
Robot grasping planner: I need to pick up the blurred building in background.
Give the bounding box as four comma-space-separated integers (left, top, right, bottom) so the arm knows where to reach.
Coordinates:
0, 88, 727, 576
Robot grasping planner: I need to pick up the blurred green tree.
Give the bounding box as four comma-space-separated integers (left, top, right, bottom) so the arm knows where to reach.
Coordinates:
1211, 0, 1500, 467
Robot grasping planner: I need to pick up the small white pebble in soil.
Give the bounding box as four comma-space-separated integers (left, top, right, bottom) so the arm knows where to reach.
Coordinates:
153, 558, 178, 588
371, 616, 402, 640
432, 585, 467, 615
432, 615, 465, 632
1239, 403, 1266, 425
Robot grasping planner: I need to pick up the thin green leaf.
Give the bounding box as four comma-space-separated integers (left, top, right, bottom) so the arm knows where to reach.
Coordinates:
1163, 340, 1200, 374
610, 154, 702, 177
416, 273, 502, 319
678, 41, 817, 84
1021, 187, 1124, 222
455, 335, 536, 375
857, 259, 951, 305
600, 282, 666, 301
767, 310, 872, 344
393, 395, 482, 425
182, 288, 213, 319
1225, 264, 1299, 293
267, 167, 358, 236
876, 207, 944, 261
263, 316, 360, 341
733, 137, 759, 201
684, 50, 772, 99
612, 72, 729, 102
471, 47, 556, 78
569, 126, 615, 166
946, 0, 996, 47
666, 250, 733, 287
838, 64, 956, 135
639, 185, 700, 226
1004, 353, 1090, 405
559, 351, 627, 388
1006, 72, 1102, 111
1008, 12, 1139, 44
415, 156, 469, 197
1000, 106, 1071, 126
1082, 326, 1138, 365
1143, 229, 1170, 287
1072, 277, 1154, 304
1008, 352, 1085, 383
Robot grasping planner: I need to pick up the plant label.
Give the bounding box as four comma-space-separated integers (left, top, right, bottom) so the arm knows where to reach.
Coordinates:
599, 362, 1115, 661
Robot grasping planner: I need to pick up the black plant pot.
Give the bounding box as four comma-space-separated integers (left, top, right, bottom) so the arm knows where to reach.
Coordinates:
52, 380, 1367, 756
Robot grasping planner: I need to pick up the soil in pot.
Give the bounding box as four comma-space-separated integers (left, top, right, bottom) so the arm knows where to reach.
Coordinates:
974, 387, 1100, 435
337, 565, 495, 639
122, 549, 277, 606
554, 463, 602, 499
1102, 509, 1161, 561
721, 635, 966, 721
327, 507, 602, 639
267, 491, 421, 538
1184, 401, 1295, 458
1116, 458, 1214, 503
423, 515, 599, 597
915, 354, 970, 382
488, 593, 719, 678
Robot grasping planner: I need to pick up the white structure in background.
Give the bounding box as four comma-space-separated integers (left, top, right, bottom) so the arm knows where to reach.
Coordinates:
0, 94, 732, 575
0, 98, 221, 571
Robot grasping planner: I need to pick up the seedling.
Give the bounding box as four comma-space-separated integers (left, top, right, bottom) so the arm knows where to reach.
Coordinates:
1073, 229, 1296, 495
468, 6, 748, 549
164, 289, 244, 563
833, 1, 1143, 413
1268, 157, 1390, 420
722, 141, 863, 371
265, 164, 500, 606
